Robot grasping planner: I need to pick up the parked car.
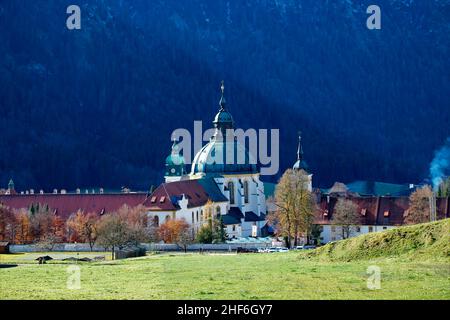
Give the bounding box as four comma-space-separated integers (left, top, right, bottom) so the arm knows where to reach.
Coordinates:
276, 247, 289, 253
293, 245, 317, 250
237, 247, 258, 253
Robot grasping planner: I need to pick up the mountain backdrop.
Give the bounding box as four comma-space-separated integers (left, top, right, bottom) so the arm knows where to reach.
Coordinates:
1, 0, 449, 191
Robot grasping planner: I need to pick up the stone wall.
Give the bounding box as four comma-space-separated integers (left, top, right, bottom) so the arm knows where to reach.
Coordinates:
9, 242, 272, 253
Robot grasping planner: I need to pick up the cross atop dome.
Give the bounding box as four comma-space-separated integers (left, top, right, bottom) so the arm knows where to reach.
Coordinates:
219, 80, 226, 111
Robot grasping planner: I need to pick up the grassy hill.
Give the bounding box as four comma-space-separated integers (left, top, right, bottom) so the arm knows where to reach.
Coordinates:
304, 219, 450, 262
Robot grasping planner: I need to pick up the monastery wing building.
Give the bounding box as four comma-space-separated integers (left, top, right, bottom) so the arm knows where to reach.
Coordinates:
146, 82, 268, 238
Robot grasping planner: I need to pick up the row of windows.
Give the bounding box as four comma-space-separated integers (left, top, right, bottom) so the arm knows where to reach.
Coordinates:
190, 206, 222, 223
151, 206, 223, 227
227, 180, 250, 205
330, 226, 388, 233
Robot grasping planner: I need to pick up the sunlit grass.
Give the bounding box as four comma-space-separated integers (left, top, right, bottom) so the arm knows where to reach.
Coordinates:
1, 252, 449, 300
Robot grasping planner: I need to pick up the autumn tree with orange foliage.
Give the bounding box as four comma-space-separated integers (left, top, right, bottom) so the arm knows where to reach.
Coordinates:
13, 209, 33, 244
67, 210, 99, 250
158, 219, 192, 252
117, 204, 150, 246
21, 204, 65, 250
404, 185, 433, 224
96, 205, 150, 259
0, 205, 16, 242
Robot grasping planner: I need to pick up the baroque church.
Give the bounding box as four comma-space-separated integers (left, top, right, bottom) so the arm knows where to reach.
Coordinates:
146, 82, 268, 238
3, 82, 443, 244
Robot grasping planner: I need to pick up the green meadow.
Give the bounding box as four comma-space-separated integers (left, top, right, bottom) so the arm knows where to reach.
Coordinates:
1, 220, 449, 300
0, 252, 449, 300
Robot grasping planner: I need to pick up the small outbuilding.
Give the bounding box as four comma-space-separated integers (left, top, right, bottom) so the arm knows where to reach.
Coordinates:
0, 242, 10, 254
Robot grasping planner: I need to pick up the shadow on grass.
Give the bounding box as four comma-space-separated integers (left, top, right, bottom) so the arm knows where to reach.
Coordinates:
0, 264, 18, 268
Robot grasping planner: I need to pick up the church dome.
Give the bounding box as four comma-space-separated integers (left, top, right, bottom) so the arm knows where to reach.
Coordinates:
165, 140, 185, 166
191, 81, 257, 176
191, 139, 258, 175
213, 109, 234, 127
165, 153, 185, 166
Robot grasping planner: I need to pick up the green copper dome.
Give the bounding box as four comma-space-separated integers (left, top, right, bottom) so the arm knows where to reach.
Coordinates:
213, 109, 234, 127
165, 140, 186, 176
191, 81, 257, 176
191, 140, 258, 175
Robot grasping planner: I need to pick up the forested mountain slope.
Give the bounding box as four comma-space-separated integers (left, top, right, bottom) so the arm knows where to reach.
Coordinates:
0, 0, 449, 191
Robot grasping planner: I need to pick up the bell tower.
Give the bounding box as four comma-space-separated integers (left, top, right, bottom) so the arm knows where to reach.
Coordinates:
165, 139, 186, 183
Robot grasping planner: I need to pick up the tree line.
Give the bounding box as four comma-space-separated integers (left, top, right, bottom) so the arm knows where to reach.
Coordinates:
0, 203, 227, 258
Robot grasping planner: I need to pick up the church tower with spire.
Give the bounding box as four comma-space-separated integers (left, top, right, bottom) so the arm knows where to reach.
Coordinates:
293, 132, 313, 191
5, 179, 16, 195
164, 138, 187, 183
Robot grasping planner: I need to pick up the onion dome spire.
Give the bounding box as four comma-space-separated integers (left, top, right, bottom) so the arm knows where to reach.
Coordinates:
219, 80, 226, 110
297, 131, 303, 162
213, 81, 234, 133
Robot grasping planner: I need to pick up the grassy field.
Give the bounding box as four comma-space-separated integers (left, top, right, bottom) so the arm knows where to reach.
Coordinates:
0, 252, 448, 300
1, 220, 449, 300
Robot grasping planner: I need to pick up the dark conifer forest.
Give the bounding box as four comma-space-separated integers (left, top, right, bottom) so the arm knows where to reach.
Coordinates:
0, 0, 449, 191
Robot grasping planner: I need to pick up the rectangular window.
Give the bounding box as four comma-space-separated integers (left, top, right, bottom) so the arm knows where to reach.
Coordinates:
356, 227, 361, 232
331, 226, 336, 232
160, 196, 166, 203
368, 226, 374, 232
244, 181, 249, 204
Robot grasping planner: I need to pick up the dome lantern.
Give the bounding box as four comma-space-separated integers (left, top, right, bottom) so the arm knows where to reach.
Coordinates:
213, 81, 234, 134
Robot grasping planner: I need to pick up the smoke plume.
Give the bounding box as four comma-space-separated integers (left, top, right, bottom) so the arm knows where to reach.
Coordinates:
430, 137, 450, 190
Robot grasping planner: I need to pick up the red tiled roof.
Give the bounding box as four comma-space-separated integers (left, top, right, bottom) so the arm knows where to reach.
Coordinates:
315, 195, 450, 226
0, 193, 149, 220
144, 179, 227, 211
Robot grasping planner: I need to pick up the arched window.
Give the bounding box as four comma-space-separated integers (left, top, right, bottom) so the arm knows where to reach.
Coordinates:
153, 216, 159, 227
244, 180, 249, 204
165, 215, 171, 222
228, 181, 235, 204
